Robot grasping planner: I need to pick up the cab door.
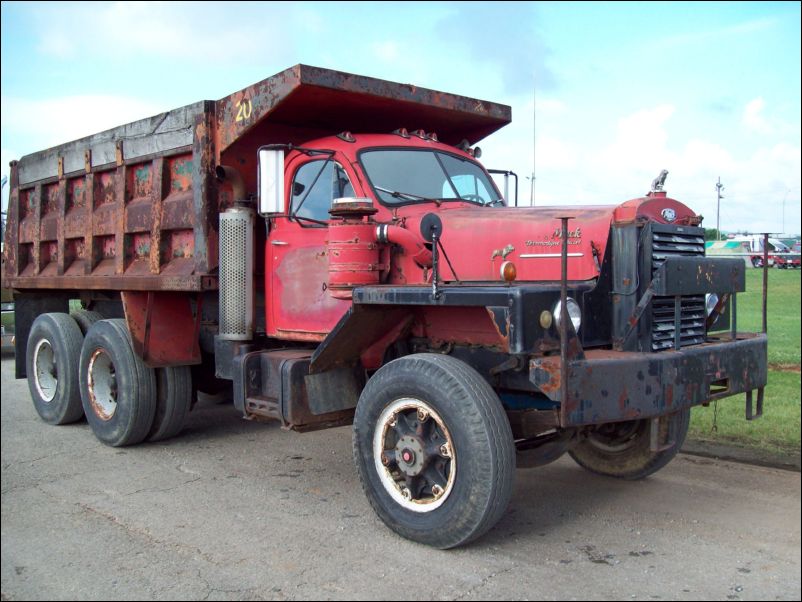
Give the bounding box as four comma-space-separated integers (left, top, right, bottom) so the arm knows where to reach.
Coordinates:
266, 156, 356, 340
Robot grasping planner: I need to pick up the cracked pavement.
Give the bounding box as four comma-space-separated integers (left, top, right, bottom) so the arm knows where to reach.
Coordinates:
2, 353, 800, 600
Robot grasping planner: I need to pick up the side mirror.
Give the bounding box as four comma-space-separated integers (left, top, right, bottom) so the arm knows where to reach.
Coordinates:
258, 148, 285, 215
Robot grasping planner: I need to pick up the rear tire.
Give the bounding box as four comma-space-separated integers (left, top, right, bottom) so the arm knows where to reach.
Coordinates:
568, 409, 690, 480
69, 309, 103, 335
79, 319, 156, 447
353, 353, 515, 548
26, 313, 85, 425
148, 366, 192, 442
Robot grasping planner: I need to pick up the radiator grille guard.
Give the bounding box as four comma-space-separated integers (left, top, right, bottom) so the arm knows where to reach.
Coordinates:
219, 207, 254, 340
649, 225, 707, 351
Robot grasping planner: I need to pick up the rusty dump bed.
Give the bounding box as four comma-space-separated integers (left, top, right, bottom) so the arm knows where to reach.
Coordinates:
4, 64, 511, 292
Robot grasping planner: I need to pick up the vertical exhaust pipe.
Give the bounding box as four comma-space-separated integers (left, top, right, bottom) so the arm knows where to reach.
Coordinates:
219, 206, 254, 340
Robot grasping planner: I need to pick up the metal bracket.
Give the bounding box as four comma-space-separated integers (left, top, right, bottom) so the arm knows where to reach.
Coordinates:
614, 285, 654, 351
746, 388, 764, 421
649, 415, 677, 452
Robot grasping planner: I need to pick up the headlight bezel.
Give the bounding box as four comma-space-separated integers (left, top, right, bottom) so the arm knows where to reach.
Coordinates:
552, 297, 582, 334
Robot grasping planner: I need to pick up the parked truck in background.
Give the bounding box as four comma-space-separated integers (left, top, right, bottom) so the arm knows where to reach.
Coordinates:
2, 65, 768, 548
728, 235, 801, 269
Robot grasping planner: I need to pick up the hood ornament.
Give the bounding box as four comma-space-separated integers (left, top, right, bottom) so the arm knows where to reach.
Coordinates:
491, 244, 515, 260
650, 169, 669, 193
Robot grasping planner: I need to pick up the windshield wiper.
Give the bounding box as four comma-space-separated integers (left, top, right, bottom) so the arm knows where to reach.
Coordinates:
375, 186, 443, 207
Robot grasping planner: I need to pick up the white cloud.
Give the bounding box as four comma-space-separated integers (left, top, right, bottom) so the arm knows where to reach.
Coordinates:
481, 99, 801, 234
1, 95, 166, 152
33, 2, 292, 64
537, 136, 577, 170
537, 99, 568, 114
743, 97, 774, 135
373, 41, 400, 63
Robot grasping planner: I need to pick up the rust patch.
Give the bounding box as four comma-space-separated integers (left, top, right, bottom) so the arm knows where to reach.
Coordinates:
168, 156, 193, 193
67, 178, 86, 211
127, 163, 153, 200
93, 171, 116, 208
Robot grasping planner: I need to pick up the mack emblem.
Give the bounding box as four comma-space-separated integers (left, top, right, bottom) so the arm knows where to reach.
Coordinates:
661, 208, 677, 222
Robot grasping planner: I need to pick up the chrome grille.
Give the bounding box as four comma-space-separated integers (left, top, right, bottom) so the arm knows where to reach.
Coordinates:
650, 226, 706, 351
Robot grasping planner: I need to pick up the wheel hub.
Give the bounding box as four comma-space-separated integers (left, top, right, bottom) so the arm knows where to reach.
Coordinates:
395, 435, 426, 476
373, 398, 456, 513
33, 338, 58, 403
87, 349, 118, 421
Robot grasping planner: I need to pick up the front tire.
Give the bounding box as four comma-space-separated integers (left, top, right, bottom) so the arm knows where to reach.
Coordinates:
353, 353, 515, 548
568, 409, 690, 480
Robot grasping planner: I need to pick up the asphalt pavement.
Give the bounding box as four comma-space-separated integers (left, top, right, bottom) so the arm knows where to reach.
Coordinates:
2, 353, 800, 601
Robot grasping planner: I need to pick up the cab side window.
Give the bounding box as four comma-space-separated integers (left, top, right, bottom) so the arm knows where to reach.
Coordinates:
291, 160, 354, 223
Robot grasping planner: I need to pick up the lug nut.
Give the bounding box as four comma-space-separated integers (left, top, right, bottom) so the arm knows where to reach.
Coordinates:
439, 443, 451, 458
401, 488, 411, 499
432, 484, 443, 497
417, 408, 429, 422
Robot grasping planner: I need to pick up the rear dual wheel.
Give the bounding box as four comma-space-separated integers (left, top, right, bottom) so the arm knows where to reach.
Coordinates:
26, 313, 85, 425
79, 319, 192, 446
79, 319, 156, 446
26, 313, 191, 446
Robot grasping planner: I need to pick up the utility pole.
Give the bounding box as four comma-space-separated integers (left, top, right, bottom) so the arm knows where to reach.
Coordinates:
716, 177, 724, 240
532, 75, 536, 207
782, 188, 790, 235
529, 172, 535, 205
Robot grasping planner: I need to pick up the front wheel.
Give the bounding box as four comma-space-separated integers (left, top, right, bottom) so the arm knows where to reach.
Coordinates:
353, 353, 515, 549
568, 409, 690, 480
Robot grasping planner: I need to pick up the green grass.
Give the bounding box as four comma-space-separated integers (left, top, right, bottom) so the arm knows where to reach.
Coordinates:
730, 268, 801, 365
690, 370, 801, 454
689, 268, 801, 454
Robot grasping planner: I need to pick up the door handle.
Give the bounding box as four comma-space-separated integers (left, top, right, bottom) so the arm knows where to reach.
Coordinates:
271, 241, 289, 246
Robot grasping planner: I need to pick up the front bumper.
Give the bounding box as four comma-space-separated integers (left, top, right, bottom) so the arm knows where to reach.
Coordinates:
530, 333, 767, 427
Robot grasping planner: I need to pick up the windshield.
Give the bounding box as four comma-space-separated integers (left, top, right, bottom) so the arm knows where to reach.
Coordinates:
360, 149, 502, 206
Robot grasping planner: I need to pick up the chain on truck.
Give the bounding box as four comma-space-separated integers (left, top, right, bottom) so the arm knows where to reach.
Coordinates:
2, 65, 768, 548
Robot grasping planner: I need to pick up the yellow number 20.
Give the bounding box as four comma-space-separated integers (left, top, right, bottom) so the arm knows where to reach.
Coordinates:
235, 99, 252, 123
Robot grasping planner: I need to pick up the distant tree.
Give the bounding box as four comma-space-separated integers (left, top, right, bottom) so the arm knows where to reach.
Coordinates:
704, 228, 720, 241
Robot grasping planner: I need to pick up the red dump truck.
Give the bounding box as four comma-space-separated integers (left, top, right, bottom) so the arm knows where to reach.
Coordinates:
3, 65, 767, 548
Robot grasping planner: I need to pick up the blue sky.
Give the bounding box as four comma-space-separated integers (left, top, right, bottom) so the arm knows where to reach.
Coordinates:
2, 1, 800, 234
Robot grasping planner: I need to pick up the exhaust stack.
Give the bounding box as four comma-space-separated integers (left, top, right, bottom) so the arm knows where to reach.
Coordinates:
219, 206, 254, 340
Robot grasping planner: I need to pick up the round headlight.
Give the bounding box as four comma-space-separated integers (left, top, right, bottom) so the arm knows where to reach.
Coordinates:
553, 297, 582, 333
705, 293, 719, 317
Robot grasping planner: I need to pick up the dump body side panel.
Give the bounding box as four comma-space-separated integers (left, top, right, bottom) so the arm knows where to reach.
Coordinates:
5, 102, 216, 293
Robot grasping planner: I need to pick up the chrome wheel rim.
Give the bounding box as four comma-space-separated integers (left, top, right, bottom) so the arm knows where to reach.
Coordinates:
373, 397, 456, 513
87, 349, 118, 421
33, 338, 58, 403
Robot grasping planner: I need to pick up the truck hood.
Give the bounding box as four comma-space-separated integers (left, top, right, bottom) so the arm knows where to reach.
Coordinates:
399, 194, 698, 283
402, 205, 615, 282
